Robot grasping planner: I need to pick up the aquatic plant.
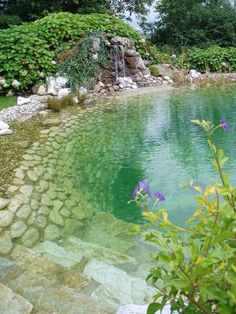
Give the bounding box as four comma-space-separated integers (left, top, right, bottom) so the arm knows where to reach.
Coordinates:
46, 95, 74, 112
132, 118, 236, 314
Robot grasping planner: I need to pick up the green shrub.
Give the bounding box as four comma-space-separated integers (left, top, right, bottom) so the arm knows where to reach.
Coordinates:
0, 12, 162, 95
173, 46, 236, 73
149, 65, 160, 77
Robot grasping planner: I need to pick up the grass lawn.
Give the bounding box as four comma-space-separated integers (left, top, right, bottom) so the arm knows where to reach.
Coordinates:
0, 96, 17, 110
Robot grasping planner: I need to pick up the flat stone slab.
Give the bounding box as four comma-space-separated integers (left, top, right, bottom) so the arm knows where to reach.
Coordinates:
84, 260, 156, 305
116, 304, 173, 314
67, 237, 137, 266
0, 257, 17, 281
0, 283, 33, 314
11, 245, 89, 291
7, 271, 112, 314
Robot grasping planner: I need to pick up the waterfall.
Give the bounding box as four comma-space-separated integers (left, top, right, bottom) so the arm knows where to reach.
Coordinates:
113, 45, 126, 80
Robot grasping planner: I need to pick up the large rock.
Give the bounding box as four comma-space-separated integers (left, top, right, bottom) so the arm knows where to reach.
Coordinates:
0, 120, 13, 135
111, 36, 134, 49
0, 283, 33, 314
46, 76, 68, 96
84, 260, 156, 305
116, 304, 172, 314
155, 64, 176, 79
58, 88, 71, 98
17, 97, 31, 106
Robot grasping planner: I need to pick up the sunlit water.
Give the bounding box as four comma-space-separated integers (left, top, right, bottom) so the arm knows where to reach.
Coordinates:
66, 85, 236, 225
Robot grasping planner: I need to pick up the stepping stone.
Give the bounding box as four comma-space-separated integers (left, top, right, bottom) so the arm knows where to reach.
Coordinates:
7, 271, 112, 314
0, 283, 33, 314
67, 236, 137, 266
11, 245, 89, 290
84, 260, 156, 305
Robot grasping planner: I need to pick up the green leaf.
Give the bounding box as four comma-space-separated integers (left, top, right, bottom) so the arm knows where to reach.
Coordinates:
147, 303, 164, 314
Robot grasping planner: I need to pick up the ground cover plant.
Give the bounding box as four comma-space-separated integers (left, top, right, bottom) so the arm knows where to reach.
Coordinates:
132, 118, 236, 313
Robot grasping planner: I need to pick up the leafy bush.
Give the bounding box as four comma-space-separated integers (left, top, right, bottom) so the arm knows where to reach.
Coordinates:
0, 12, 153, 94
173, 46, 236, 73
132, 119, 236, 314
149, 65, 160, 77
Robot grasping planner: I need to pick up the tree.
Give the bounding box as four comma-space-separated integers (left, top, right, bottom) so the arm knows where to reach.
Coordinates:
0, 0, 154, 28
147, 0, 236, 48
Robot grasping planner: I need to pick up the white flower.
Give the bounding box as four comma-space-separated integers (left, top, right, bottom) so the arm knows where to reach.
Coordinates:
51, 60, 57, 65
38, 71, 45, 78
0, 77, 6, 86
92, 53, 98, 60
3, 82, 9, 88
20, 70, 28, 76
140, 38, 146, 44
12, 79, 20, 88
7, 90, 13, 96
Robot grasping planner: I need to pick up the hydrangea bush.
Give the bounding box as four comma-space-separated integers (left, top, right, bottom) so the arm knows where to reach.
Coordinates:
132, 119, 236, 314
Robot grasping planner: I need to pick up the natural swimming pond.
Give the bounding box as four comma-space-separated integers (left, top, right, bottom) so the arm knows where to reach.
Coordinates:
63, 85, 236, 225
2, 85, 236, 312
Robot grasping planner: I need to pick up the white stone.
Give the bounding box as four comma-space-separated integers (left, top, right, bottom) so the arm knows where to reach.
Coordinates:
0, 129, 13, 135
0, 120, 10, 130
84, 260, 155, 305
58, 88, 71, 98
163, 75, 171, 81
37, 85, 47, 95
0, 283, 33, 314
17, 97, 31, 106
190, 69, 201, 79
78, 86, 88, 96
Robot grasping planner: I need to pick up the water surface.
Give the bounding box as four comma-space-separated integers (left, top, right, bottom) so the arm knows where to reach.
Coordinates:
68, 85, 236, 225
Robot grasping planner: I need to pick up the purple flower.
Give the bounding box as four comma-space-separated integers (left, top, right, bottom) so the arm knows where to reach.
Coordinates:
220, 117, 228, 131
155, 191, 166, 202
138, 181, 150, 193
132, 185, 139, 199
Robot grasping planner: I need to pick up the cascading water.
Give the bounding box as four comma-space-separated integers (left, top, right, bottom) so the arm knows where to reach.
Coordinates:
113, 45, 126, 80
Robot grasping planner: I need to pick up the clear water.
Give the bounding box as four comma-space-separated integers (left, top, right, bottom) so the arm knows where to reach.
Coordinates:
64, 86, 236, 226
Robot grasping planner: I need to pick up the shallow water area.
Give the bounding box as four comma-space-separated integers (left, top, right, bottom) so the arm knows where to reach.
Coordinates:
1, 85, 236, 312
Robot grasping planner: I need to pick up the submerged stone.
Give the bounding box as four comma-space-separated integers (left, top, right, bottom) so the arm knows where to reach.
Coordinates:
11, 221, 27, 238
0, 231, 13, 255
84, 260, 155, 305
44, 224, 61, 241
0, 210, 14, 227
0, 283, 33, 314
0, 257, 17, 281
0, 197, 10, 210
20, 228, 39, 247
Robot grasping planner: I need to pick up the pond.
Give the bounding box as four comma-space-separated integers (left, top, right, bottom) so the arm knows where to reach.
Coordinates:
2, 85, 236, 311
66, 85, 236, 226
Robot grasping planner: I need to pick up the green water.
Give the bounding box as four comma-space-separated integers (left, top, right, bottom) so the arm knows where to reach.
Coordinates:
63, 86, 236, 225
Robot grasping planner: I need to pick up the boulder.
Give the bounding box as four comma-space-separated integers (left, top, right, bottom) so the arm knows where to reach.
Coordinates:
110, 36, 134, 49
17, 97, 31, 106
155, 64, 177, 79
189, 69, 201, 79
46, 76, 68, 96
37, 85, 47, 96
58, 88, 71, 98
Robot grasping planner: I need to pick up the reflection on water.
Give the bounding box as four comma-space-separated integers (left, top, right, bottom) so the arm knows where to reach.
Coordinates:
66, 86, 236, 225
